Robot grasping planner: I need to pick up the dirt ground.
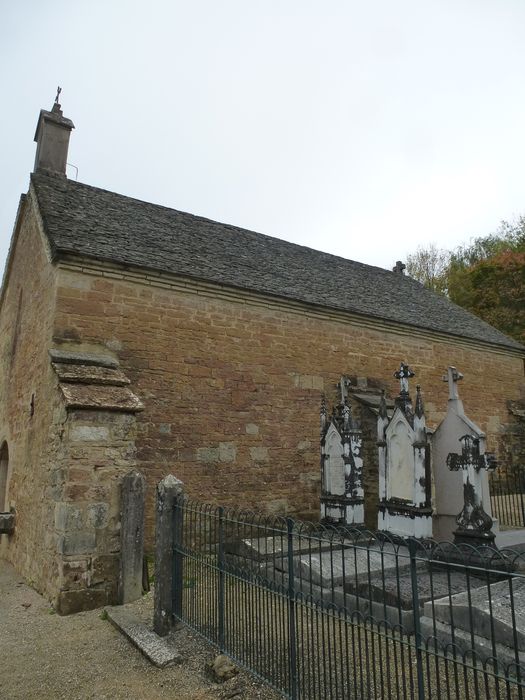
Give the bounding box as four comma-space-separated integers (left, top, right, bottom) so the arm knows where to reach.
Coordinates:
0, 561, 281, 700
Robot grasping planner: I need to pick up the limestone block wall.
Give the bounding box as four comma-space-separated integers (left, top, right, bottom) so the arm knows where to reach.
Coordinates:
0, 196, 60, 588
53, 262, 525, 546
0, 198, 144, 613
52, 407, 139, 614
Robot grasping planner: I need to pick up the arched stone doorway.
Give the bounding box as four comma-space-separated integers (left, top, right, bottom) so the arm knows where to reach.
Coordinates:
0, 442, 8, 512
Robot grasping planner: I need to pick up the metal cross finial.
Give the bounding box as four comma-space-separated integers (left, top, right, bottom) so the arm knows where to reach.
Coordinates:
394, 362, 415, 395
442, 366, 463, 401
55, 86, 62, 104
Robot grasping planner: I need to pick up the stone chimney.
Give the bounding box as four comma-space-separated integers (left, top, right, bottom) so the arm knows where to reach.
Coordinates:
33, 91, 74, 175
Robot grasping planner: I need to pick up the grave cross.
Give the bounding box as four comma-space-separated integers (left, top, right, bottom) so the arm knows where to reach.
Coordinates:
442, 366, 464, 401
394, 362, 415, 395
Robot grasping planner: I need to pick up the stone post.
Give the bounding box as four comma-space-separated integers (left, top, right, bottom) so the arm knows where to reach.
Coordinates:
153, 474, 184, 637
119, 469, 146, 604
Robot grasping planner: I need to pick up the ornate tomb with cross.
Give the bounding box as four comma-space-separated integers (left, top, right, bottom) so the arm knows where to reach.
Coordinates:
377, 362, 432, 539
431, 366, 496, 541
446, 434, 497, 546
320, 388, 364, 526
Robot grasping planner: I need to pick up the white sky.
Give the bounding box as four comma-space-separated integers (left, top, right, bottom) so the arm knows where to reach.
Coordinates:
2, 1, 525, 276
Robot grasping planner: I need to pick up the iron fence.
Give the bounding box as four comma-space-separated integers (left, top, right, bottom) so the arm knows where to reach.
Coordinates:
171, 497, 525, 699
490, 467, 525, 529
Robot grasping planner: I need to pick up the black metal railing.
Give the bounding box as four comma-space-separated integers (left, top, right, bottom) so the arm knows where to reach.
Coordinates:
171, 497, 525, 699
490, 467, 525, 529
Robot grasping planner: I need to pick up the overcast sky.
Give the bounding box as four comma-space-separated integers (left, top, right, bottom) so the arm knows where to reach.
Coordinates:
2, 1, 525, 276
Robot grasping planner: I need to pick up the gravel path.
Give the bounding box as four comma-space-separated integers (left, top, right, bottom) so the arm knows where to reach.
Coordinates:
0, 561, 281, 700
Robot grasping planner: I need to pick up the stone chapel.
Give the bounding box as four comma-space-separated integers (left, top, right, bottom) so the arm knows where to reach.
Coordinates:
1, 100, 524, 612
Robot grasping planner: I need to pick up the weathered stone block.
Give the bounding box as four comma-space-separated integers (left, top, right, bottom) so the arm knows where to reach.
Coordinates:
91, 554, 119, 586
59, 558, 89, 588
87, 502, 109, 529
55, 587, 109, 615
54, 503, 83, 531
70, 425, 110, 442
197, 447, 220, 463
249, 446, 269, 462
57, 531, 96, 555
219, 442, 237, 463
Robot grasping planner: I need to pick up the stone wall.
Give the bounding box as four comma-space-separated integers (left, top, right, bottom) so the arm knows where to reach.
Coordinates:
0, 195, 60, 592
0, 199, 143, 613
53, 261, 525, 546
52, 407, 140, 614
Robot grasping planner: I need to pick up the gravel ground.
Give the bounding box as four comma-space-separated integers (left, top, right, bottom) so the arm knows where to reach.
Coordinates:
0, 561, 281, 700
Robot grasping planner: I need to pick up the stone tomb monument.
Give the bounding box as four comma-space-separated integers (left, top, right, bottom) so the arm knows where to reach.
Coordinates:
320, 391, 364, 526
377, 363, 432, 539
447, 434, 497, 546
432, 367, 496, 542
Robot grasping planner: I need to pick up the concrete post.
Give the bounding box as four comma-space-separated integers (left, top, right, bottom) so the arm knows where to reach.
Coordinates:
153, 474, 184, 636
119, 470, 146, 604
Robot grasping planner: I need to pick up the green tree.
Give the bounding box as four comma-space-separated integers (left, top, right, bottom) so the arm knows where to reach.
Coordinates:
406, 219, 525, 344
405, 243, 450, 295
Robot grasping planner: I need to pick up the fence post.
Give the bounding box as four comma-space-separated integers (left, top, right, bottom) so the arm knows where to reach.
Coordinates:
153, 474, 184, 637
119, 469, 146, 604
408, 537, 425, 700
287, 518, 298, 700
218, 506, 225, 652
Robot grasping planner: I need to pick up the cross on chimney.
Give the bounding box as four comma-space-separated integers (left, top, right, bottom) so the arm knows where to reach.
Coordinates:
33, 91, 75, 175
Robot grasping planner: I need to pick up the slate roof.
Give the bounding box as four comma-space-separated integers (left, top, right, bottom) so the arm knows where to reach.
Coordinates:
31, 171, 523, 352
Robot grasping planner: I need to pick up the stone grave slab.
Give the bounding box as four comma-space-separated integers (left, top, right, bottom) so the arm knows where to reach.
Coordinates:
226, 534, 333, 563
423, 577, 525, 653
282, 542, 408, 588
351, 567, 487, 611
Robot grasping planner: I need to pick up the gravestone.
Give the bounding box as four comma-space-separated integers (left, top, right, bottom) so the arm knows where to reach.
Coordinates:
432, 367, 496, 541
447, 434, 497, 546
119, 470, 146, 604
377, 363, 432, 539
320, 390, 364, 526
421, 577, 525, 669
